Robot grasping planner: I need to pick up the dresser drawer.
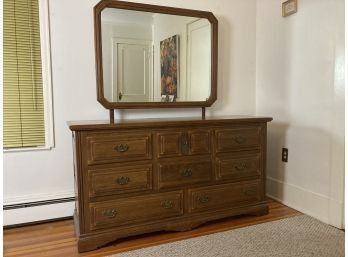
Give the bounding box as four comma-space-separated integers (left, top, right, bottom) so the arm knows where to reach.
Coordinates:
188, 130, 211, 155
215, 153, 261, 181
88, 164, 152, 198
156, 130, 211, 158
86, 132, 152, 165
89, 191, 183, 230
156, 131, 182, 158
215, 127, 261, 153
158, 158, 212, 189
188, 180, 262, 213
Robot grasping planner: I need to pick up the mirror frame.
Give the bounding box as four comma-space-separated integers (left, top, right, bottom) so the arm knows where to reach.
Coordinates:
94, 0, 218, 109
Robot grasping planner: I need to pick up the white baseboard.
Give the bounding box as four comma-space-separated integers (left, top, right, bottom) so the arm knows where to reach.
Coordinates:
328, 197, 345, 229
4, 190, 75, 226
4, 190, 74, 205
4, 201, 75, 226
266, 177, 344, 229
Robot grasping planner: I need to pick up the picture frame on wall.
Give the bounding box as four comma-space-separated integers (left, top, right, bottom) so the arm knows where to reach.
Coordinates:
160, 35, 179, 101
282, 0, 297, 17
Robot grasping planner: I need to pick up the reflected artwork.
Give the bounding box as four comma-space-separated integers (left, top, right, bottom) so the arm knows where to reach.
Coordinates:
160, 35, 179, 101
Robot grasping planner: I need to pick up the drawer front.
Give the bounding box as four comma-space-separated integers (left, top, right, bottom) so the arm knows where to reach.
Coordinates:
86, 132, 152, 165
156, 130, 211, 158
158, 158, 212, 189
188, 130, 211, 155
89, 191, 183, 230
216, 153, 261, 181
188, 180, 262, 213
215, 127, 261, 153
157, 132, 182, 158
88, 164, 152, 197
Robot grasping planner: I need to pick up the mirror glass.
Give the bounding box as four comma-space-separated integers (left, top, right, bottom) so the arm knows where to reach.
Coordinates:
101, 8, 212, 103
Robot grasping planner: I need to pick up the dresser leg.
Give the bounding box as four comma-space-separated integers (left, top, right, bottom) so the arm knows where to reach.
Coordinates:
77, 238, 101, 253
248, 204, 269, 216
77, 236, 120, 253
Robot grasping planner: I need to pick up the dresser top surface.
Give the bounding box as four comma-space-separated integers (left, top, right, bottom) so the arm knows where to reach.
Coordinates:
68, 115, 272, 131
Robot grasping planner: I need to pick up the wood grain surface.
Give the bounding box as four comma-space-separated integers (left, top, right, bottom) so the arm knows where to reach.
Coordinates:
71, 119, 271, 252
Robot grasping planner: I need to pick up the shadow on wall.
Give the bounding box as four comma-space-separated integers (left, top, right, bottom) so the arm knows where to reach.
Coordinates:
266, 121, 289, 203
266, 121, 339, 202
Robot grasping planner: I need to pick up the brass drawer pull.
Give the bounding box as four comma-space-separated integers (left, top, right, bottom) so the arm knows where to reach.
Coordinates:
234, 136, 247, 144
181, 133, 189, 155
243, 188, 256, 196
235, 163, 247, 171
182, 168, 193, 177
114, 144, 129, 152
161, 200, 174, 209
198, 195, 209, 204
116, 176, 130, 185
102, 209, 117, 218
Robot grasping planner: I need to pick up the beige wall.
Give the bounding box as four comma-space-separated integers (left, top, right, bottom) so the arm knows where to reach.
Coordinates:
256, 0, 345, 228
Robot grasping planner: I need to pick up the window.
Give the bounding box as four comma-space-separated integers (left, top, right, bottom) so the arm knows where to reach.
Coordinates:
4, 0, 53, 150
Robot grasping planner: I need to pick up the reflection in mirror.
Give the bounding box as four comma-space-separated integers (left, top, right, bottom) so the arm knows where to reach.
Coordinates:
101, 8, 211, 103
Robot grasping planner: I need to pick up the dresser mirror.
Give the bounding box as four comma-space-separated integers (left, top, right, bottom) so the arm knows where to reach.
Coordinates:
94, 0, 218, 109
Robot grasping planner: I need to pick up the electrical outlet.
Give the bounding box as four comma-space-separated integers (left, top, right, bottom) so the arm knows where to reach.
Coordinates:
282, 148, 288, 162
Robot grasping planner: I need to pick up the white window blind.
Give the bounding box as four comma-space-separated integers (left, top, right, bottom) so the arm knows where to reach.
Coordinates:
4, 0, 45, 149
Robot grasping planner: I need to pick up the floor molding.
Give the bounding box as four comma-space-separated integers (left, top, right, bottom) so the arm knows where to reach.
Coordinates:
266, 176, 343, 227
4, 190, 74, 205
4, 216, 73, 229
4, 197, 75, 210
4, 200, 75, 226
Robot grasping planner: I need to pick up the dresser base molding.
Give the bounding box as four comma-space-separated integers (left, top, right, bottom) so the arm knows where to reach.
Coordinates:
75, 202, 268, 252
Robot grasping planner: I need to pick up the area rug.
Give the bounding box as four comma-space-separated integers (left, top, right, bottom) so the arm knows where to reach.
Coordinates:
110, 215, 344, 257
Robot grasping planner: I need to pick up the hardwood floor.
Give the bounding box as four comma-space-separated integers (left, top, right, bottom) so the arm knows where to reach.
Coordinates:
4, 199, 301, 257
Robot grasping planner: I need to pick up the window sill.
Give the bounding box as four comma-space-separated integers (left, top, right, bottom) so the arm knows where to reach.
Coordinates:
4, 146, 53, 153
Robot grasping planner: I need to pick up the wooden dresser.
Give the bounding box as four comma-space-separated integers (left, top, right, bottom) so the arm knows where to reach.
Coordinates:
69, 116, 272, 252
